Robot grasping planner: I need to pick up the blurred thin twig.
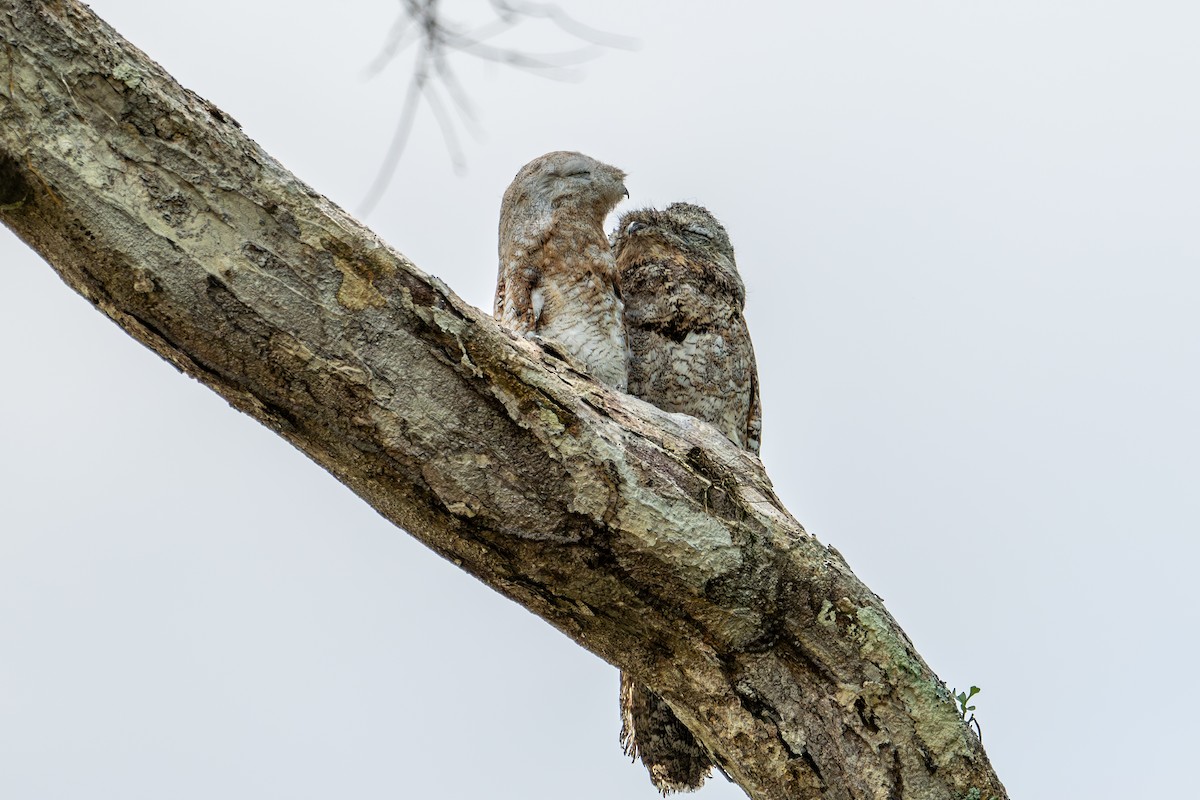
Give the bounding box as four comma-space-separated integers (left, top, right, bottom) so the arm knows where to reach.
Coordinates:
358, 0, 636, 217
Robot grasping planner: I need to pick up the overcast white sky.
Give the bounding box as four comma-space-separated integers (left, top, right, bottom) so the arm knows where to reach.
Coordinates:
3, 2, 1198, 798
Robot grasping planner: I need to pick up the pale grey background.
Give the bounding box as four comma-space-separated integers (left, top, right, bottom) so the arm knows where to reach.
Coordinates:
2, 2, 1197, 798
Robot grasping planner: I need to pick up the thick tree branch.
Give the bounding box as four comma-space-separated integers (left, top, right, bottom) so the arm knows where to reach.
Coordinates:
0, 3, 1006, 798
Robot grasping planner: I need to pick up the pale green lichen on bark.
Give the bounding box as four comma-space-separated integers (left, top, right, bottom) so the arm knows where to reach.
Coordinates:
855, 606, 923, 678
109, 61, 142, 88
817, 598, 838, 627
615, 484, 740, 582
426, 303, 484, 378
852, 604, 983, 768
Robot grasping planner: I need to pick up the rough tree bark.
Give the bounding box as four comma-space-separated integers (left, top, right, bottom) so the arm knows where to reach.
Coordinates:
0, 3, 1006, 799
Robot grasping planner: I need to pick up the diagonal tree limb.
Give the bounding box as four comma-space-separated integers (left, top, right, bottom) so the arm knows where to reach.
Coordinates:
0, 3, 1006, 798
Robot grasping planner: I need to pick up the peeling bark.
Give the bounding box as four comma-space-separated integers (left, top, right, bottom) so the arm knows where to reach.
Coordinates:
0, 3, 1007, 798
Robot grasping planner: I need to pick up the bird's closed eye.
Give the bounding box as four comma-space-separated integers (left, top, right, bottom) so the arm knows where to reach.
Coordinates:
625, 220, 646, 235
685, 225, 714, 239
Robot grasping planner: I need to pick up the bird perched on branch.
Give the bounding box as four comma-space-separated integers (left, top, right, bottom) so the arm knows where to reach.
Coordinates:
495, 150, 630, 391
612, 201, 762, 793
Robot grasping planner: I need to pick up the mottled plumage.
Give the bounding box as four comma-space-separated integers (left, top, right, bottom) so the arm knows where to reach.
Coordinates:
612, 202, 762, 794
495, 151, 629, 390
619, 678, 713, 794
614, 202, 761, 453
